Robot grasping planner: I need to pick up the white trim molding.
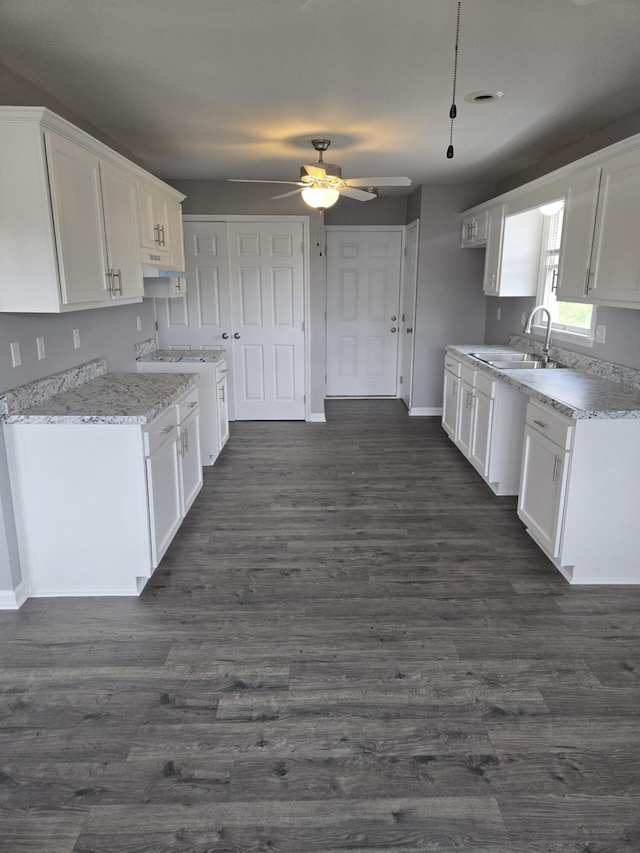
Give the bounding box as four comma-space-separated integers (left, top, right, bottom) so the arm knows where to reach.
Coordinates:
0, 580, 28, 610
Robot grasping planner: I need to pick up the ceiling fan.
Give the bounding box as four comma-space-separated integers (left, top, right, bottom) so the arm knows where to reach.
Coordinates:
229, 139, 411, 210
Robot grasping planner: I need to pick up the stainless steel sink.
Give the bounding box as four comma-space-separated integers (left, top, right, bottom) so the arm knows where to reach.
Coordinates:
471, 351, 566, 369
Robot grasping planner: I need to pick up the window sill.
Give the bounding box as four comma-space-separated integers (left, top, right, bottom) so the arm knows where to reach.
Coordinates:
531, 323, 595, 348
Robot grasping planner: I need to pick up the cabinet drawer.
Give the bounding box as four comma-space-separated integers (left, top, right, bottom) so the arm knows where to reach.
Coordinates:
178, 386, 199, 423
461, 364, 475, 386
525, 401, 573, 449
144, 404, 179, 456
474, 370, 496, 399
444, 355, 462, 376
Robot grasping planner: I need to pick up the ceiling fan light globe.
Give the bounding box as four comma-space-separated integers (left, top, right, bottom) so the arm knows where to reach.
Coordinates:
301, 186, 340, 209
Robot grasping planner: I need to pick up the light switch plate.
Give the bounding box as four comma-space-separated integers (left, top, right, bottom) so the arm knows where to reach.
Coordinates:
73, 328, 81, 349
36, 336, 46, 360
136, 315, 142, 332
595, 324, 606, 344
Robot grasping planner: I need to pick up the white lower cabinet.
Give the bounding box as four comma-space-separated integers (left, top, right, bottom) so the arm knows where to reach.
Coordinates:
442, 354, 462, 439
216, 362, 230, 450
518, 400, 640, 583
136, 357, 229, 464
442, 357, 527, 495
4, 386, 202, 597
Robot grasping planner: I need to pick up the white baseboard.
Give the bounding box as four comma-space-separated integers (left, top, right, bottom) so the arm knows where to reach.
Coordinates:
409, 407, 442, 417
307, 413, 326, 423
0, 580, 28, 610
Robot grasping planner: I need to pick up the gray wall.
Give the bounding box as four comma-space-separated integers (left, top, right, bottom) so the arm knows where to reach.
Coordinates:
410, 183, 493, 412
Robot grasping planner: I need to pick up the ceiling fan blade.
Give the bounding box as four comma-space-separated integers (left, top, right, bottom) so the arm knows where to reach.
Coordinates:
228, 179, 304, 186
346, 177, 412, 188
271, 188, 304, 200
339, 186, 376, 201
303, 164, 327, 180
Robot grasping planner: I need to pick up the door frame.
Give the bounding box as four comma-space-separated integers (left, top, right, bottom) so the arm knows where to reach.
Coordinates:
184, 214, 311, 421
324, 224, 407, 398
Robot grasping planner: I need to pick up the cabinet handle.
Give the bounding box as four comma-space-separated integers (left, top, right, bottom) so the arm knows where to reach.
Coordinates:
157, 225, 166, 247
491, 272, 497, 290
183, 428, 189, 453
552, 454, 562, 482
161, 425, 174, 434
584, 268, 595, 295
406, 327, 413, 333
153, 224, 161, 245
533, 419, 549, 429
219, 386, 225, 403
106, 269, 114, 294
114, 269, 123, 295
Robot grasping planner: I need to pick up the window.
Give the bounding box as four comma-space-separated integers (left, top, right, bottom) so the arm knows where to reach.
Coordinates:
536, 201, 596, 343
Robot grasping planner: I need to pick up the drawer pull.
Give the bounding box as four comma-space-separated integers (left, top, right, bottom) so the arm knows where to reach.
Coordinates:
552, 454, 562, 482
533, 419, 549, 429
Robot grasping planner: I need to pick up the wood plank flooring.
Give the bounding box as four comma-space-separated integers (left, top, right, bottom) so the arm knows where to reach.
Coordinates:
2, 399, 640, 852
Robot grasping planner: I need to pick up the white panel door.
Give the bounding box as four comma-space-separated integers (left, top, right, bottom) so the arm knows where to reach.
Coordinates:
399, 221, 418, 409
157, 220, 231, 350
326, 230, 402, 396
227, 222, 306, 420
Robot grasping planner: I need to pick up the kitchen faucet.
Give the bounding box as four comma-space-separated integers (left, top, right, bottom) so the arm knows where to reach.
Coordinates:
522, 304, 553, 362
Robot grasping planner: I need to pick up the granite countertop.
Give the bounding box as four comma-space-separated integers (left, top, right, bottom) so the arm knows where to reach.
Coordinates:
3, 372, 197, 425
136, 348, 225, 363
447, 344, 640, 419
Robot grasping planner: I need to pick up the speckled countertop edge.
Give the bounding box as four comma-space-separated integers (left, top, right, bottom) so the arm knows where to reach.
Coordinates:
2, 370, 197, 425
447, 343, 640, 419
134, 338, 225, 363
0, 359, 107, 419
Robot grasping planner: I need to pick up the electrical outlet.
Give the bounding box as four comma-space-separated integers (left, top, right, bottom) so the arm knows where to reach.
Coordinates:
10, 341, 21, 367
36, 336, 46, 360
73, 328, 81, 349
595, 324, 606, 344
496, 307, 501, 320
521, 312, 526, 327
136, 315, 142, 332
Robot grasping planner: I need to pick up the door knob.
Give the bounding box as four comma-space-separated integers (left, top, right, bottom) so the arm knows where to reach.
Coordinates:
391, 327, 397, 333
221, 332, 229, 339
406, 328, 413, 334
391, 315, 397, 321
233, 332, 241, 339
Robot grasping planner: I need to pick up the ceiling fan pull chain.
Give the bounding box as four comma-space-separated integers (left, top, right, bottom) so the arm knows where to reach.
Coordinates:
447, 0, 462, 159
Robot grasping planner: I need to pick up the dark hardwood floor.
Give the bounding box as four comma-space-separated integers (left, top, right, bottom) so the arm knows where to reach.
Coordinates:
2, 399, 640, 852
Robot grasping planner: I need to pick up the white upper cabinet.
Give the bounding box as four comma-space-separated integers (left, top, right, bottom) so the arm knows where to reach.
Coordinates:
556, 166, 601, 301
463, 134, 640, 309
0, 107, 184, 313
461, 210, 488, 247
44, 130, 111, 306
138, 179, 186, 272
586, 147, 640, 306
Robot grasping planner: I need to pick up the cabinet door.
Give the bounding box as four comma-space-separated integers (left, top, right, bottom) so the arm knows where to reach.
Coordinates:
556, 166, 601, 300
146, 428, 182, 567
100, 161, 143, 300
167, 196, 186, 271
217, 375, 230, 450
482, 205, 505, 294
179, 406, 203, 513
137, 179, 161, 251
588, 148, 640, 304
470, 390, 493, 477
456, 380, 474, 457
45, 131, 110, 305
442, 368, 460, 439
518, 426, 569, 558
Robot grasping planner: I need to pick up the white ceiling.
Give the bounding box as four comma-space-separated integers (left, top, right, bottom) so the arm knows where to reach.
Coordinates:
1, 0, 640, 192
